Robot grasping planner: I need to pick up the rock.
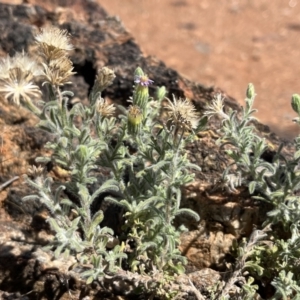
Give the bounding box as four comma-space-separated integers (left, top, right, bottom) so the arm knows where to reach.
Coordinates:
180, 228, 236, 270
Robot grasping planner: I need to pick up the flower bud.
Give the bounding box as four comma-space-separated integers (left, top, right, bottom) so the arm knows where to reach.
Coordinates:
93, 67, 115, 94
133, 67, 153, 115
127, 105, 143, 135
291, 94, 300, 115
134, 67, 144, 78
96, 97, 115, 117
156, 86, 167, 101
246, 83, 255, 99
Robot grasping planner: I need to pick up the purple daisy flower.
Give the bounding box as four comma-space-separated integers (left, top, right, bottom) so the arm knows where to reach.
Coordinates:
134, 75, 154, 87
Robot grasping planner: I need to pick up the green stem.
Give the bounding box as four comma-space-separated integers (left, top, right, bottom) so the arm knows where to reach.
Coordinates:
23, 100, 41, 116
48, 84, 57, 102
165, 130, 184, 226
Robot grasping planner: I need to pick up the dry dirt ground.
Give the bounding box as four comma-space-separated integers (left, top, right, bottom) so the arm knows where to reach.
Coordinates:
99, 0, 300, 140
